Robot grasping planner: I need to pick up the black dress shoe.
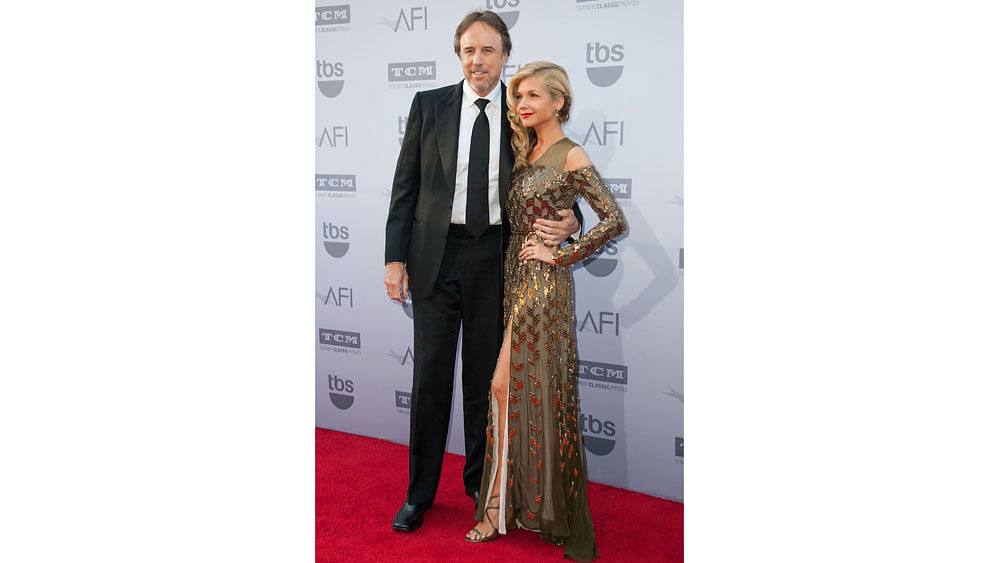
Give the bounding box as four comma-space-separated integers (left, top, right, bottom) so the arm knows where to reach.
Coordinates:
470, 490, 481, 510
392, 500, 431, 532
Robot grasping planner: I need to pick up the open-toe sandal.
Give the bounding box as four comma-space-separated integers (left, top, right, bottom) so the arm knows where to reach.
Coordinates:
465, 495, 500, 543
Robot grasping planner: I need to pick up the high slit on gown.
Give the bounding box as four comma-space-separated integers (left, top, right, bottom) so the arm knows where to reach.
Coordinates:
474, 137, 627, 562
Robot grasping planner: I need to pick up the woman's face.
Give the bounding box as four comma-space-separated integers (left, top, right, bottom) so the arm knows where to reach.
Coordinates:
514, 75, 562, 130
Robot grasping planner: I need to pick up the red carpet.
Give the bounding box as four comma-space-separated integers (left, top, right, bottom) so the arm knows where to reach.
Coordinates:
316, 428, 682, 562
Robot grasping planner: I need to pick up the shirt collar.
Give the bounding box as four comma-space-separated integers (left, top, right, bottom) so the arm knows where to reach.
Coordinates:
462, 79, 502, 109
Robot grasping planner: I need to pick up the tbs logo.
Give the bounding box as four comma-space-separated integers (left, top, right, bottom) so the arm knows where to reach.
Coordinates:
322, 223, 349, 258
328, 374, 355, 410
316, 60, 344, 98
486, 0, 520, 29
585, 42, 624, 87
581, 414, 617, 456
582, 240, 619, 277
397, 116, 407, 145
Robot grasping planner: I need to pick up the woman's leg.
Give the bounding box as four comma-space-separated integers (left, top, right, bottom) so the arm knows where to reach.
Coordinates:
466, 321, 513, 540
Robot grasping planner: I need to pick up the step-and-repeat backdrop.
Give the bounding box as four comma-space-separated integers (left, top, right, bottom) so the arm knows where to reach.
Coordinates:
316, 0, 683, 502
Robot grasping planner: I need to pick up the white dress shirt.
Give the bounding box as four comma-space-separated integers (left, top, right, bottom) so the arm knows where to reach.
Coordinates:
451, 80, 503, 226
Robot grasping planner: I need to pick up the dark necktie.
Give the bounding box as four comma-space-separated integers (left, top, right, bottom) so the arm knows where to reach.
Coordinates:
466, 98, 490, 238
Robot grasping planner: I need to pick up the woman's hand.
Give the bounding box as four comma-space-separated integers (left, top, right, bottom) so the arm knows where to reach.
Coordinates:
519, 237, 556, 265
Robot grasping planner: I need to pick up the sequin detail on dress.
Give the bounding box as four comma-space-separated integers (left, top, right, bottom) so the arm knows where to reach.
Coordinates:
475, 138, 627, 562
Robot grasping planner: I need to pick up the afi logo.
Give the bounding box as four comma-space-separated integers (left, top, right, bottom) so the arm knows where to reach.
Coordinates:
386, 347, 414, 366
315, 5, 351, 26
582, 240, 619, 277
581, 413, 617, 455
323, 286, 353, 307
328, 374, 355, 409
318, 125, 349, 147
586, 42, 624, 87
316, 60, 345, 98
578, 310, 620, 336
582, 121, 624, 146
501, 63, 525, 82
322, 223, 349, 258
379, 7, 427, 31
486, 0, 520, 29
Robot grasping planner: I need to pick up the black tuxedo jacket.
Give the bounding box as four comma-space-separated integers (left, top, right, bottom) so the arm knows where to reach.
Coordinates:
385, 81, 514, 299
385, 80, 582, 300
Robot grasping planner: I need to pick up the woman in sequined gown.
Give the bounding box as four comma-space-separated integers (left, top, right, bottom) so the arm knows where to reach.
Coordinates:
464, 62, 627, 562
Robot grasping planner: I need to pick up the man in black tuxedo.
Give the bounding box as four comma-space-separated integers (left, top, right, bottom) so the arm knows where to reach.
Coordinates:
384, 11, 581, 532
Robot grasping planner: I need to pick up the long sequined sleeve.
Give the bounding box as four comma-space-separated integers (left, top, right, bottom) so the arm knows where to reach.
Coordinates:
551, 166, 627, 267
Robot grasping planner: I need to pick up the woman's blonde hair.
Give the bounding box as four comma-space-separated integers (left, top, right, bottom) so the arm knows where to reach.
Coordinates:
506, 61, 572, 170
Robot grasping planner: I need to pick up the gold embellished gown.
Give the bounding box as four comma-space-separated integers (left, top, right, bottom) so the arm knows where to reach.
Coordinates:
475, 137, 627, 562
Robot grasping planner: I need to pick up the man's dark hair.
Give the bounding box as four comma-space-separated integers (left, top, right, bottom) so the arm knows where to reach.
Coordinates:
453, 11, 512, 56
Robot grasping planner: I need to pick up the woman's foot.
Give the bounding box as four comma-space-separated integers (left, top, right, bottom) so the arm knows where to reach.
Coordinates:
465, 495, 500, 543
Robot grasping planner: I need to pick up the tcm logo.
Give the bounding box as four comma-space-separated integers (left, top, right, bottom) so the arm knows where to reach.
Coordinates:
321, 286, 354, 307
316, 60, 344, 98
679, 248, 684, 270
328, 374, 355, 410
315, 174, 356, 192
586, 42, 624, 87
386, 347, 414, 366
322, 223, 350, 258
395, 390, 411, 409
578, 310, 620, 336
581, 414, 616, 456
486, 0, 520, 29
605, 177, 631, 200
582, 239, 619, 277
379, 7, 427, 31
318, 125, 348, 147
581, 121, 624, 146
577, 0, 640, 12
578, 360, 628, 385
315, 5, 351, 26
387, 61, 436, 82
318, 328, 361, 349
675, 437, 684, 458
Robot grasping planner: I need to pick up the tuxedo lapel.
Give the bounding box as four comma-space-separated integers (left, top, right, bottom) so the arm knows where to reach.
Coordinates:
499, 83, 512, 200
434, 82, 463, 192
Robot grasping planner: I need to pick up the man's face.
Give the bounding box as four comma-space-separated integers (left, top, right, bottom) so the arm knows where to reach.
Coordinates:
459, 22, 508, 97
